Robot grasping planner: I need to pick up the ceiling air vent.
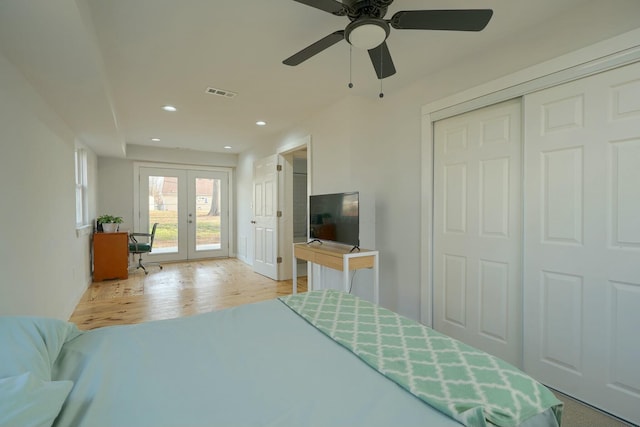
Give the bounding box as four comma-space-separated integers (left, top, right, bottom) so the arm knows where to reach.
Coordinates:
205, 87, 237, 98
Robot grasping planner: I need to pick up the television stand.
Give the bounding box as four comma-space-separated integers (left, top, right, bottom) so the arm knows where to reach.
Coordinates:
292, 242, 379, 304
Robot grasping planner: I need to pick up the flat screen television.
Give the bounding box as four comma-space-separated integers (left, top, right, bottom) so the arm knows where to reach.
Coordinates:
309, 192, 359, 248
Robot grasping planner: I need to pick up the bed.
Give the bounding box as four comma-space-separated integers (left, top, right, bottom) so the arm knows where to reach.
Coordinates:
0, 290, 562, 427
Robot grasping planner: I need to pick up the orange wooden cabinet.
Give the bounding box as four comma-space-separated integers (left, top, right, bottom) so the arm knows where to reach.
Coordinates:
93, 232, 129, 281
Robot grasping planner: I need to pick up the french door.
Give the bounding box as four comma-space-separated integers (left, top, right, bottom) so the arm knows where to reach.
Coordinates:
137, 166, 229, 261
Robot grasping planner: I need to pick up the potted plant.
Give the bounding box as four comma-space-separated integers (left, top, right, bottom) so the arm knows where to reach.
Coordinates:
97, 214, 123, 233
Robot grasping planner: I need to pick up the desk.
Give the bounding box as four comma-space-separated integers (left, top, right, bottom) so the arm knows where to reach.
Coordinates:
93, 232, 129, 281
292, 242, 379, 304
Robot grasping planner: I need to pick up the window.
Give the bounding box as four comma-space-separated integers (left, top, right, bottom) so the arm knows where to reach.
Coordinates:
75, 148, 88, 226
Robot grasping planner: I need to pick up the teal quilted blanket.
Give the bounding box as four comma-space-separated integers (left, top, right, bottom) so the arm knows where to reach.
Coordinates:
280, 290, 563, 427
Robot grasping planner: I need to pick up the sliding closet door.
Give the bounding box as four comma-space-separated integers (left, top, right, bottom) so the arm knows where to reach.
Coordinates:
433, 99, 523, 367
523, 62, 640, 424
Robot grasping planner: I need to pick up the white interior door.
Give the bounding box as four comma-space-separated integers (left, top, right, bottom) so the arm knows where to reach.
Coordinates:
138, 166, 229, 262
523, 62, 640, 424
433, 99, 523, 367
253, 155, 279, 279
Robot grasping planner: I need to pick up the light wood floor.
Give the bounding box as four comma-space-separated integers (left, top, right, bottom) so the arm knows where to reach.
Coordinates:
70, 258, 307, 330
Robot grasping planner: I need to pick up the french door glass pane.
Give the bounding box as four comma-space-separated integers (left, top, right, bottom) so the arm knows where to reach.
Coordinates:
149, 175, 178, 253
194, 178, 221, 251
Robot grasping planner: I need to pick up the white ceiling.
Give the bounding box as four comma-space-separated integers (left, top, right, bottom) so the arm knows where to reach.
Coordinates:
1, 0, 640, 157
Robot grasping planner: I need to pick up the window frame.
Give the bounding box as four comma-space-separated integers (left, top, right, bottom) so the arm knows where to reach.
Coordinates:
74, 147, 88, 227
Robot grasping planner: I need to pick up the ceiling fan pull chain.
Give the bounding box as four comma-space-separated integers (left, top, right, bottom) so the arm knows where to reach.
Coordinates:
348, 45, 354, 89
379, 49, 384, 98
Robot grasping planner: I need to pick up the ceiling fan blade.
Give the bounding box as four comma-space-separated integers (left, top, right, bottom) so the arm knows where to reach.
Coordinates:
368, 41, 396, 79
293, 0, 347, 16
390, 9, 493, 31
283, 31, 345, 66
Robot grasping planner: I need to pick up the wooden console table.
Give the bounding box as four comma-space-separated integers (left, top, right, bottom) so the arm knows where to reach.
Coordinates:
292, 242, 379, 304
93, 232, 129, 281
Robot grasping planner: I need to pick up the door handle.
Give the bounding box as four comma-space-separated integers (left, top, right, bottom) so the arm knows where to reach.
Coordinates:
251, 220, 256, 224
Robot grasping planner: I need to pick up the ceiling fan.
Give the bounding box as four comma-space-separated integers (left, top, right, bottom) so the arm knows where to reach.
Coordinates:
283, 0, 493, 79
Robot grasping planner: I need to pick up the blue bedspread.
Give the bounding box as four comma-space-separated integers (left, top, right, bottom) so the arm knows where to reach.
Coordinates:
52, 298, 461, 426
46, 297, 559, 427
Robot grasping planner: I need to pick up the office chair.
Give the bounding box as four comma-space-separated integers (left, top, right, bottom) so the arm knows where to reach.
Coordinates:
129, 222, 163, 274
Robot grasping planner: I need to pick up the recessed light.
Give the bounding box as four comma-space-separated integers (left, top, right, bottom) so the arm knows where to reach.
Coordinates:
256, 120, 266, 126
224, 145, 232, 150
151, 138, 161, 142
162, 105, 177, 112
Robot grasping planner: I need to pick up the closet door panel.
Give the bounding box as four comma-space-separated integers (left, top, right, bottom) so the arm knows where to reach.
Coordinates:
610, 139, 640, 247
523, 61, 640, 425
540, 147, 583, 244
434, 99, 522, 367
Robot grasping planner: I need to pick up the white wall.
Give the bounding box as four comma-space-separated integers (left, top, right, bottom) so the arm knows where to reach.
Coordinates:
98, 156, 134, 230
238, 95, 431, 319
237, 30, 589, 319
126, 144, 238, 168
0, 52, 94, 319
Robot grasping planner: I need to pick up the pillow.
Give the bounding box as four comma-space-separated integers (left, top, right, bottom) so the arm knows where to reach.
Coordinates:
0, 317, 81, 381
0, 372, 73, 427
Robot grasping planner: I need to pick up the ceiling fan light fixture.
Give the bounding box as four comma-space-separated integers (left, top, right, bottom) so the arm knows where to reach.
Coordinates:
284, 3, 494, 81
345, 19, 390, 50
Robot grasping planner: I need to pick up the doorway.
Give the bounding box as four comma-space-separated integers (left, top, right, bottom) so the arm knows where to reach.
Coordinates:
284, 147, 309, 280
279, 138, 311, 282
135, 165, 230, 262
